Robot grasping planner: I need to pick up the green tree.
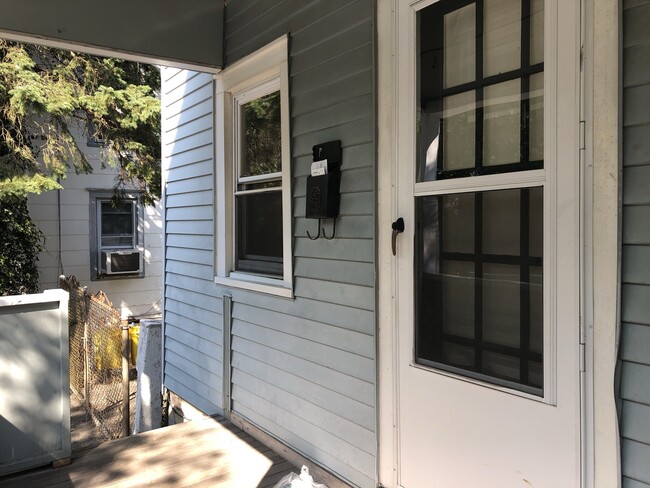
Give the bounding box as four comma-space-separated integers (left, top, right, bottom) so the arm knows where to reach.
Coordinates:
0, 40, 161, 202
0, 196, 44, 294
0, 41, 160, 295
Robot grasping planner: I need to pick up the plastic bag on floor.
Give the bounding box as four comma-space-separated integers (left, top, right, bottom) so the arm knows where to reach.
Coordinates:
273, 465, 328, 488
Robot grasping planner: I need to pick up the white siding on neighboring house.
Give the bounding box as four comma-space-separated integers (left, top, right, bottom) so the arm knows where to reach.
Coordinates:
28, 126, 163, 320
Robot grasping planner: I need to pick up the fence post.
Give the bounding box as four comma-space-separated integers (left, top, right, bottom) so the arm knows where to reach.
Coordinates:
83, 289, 90, 409
121, 325, 130, 437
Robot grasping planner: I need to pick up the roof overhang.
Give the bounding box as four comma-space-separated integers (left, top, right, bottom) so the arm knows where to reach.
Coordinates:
0, 0, 224, 72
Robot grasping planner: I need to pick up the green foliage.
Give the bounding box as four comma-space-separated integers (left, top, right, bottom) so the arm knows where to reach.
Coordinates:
0, 195, 44, 295
0, 41, 161, 203
243, 91, 281, 177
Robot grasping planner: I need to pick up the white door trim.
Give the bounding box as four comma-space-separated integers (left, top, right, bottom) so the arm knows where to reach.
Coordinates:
375, 0, 615, 486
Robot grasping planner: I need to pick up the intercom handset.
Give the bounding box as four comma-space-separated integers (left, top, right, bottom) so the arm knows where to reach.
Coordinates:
306, 140, 341, 240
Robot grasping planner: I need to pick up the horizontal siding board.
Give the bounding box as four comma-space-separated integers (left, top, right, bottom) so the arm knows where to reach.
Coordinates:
622, 400, 650, 444
624, 84, 650, 127
167, 234, 214, 250
622, 284, 650, 326
164, 175, 213, 195
165, 190, 213, 209
622, 438, 650, 485
165, 101, 213, 137
293, 236, 374, 263
165, 113, 213, 143
232, 401, 375, 488
232, 369, 375, 453
293, 257, 374, 287
165, 128, 213, 157
624, 165, 650, 205
166, 313, 222, 348
231, 385, 375, 470
231, 353, 375, 431
292, 21, 372, 76
624, 124, 650, 167
292, 94, 373, 138
166, 259, 214, 281
232, 319, 375, 382
166, 220, 214, 236
291, 69, 373, 117
625, 43, 650, 88
165, 285, 221, 312
292, 120, 373, 158
294, 216, 373, 240
164, 83, 213, 120
165, 247, 213, 266
164, 73, 213, 107
162, 69, 200, 95
233, 302, 374, 357
165, 272, 217, 297
165, 297, 222, 327
164, 365, 221, 412
291, 44, 374, 98
231, 335, 375, 407
293, 277, 374, 312
165, 327, 223, 362
227, 290, 375, 335
621, 322, 650, 365
621, 361, 650, 404
165, 350, 222, 395
623, 245, 650, 284
624, 3, 650, 47
166, 336, 222, 373
623, 206, 650, 244
623, 477, 650, 488
166, 205, 214, 221
165, 148, 213, 175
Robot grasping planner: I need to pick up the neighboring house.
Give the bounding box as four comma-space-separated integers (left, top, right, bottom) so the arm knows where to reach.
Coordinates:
0, 0, 642, 487
28, 125, 163, 320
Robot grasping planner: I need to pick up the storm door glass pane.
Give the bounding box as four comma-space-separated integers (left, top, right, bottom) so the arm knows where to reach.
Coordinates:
530, 0, 545, 65
100, 201, 134, 248
529, 72, 544, 162
236, 190, 283, 276
484, 0, 521, 77
444, 3, 476, 88
240, 91, 281, 178
415, 188, 544, 394
443, 91, 476, 171
483, 80, 521, 167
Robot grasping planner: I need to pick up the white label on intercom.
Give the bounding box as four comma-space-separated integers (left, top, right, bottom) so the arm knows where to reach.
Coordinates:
311, 159, 328, 176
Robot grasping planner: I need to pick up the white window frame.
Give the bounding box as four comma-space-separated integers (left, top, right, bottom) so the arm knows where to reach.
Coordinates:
213, 35, 293, 298
89, 189, 145, 280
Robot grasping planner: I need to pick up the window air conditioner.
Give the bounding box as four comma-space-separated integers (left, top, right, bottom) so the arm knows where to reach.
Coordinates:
101, 250, 142, 275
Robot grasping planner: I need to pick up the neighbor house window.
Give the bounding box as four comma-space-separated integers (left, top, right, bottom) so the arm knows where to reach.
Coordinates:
214, 36, 293, 297
90, 191, 144, 280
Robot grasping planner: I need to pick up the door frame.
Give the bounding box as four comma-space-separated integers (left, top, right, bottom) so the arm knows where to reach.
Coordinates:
375, 0, 621, 486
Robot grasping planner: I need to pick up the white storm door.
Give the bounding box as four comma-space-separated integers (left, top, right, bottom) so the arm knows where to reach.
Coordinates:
394, 0, 583, 486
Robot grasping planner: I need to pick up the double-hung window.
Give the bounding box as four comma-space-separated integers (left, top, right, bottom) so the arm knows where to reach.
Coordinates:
90, 190, 144, 279
214, 36, 293, 297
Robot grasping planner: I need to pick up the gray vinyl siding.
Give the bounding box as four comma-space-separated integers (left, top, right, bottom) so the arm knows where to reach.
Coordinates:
621, 1, 650, 486
161, 68, 223, 416
223, 2, 377, 486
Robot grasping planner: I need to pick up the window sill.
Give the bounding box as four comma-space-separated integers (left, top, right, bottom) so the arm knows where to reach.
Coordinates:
214, 272, 293, 299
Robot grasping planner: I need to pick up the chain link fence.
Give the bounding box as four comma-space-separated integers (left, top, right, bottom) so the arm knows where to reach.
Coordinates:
60, 275, 137, 440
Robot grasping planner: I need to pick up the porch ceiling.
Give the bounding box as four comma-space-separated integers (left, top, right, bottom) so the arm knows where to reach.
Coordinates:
0, 0, 224, 70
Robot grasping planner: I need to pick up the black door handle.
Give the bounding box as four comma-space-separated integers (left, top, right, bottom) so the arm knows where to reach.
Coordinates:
392, 218, 404, 256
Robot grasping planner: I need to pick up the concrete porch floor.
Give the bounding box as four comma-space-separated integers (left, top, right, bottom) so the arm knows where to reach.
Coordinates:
0, 416, 297, 487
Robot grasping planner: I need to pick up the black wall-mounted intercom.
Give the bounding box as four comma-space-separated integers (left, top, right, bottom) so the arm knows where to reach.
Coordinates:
306, 140, 341, 240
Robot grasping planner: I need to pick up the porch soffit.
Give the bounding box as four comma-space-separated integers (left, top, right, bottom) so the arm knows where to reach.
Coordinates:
0, 0, 224, 71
